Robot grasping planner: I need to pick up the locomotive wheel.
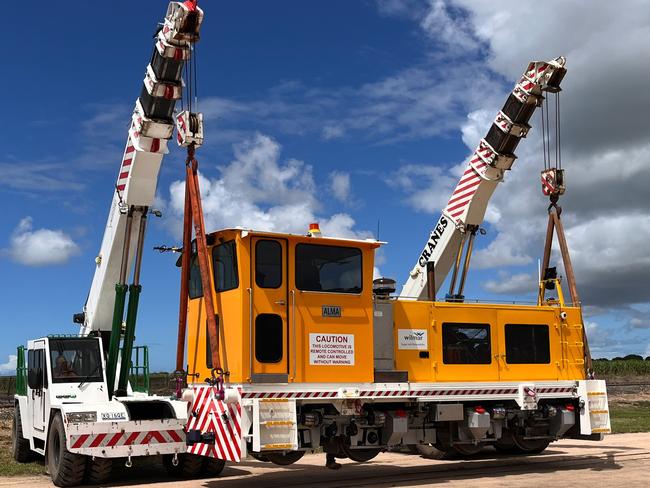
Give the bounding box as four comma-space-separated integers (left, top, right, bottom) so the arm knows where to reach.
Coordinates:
512, 433, 550, 454
494, 429, 519, 454
340, 443, 381, 463
265, 450, 305, 466
453, 443, 482, 457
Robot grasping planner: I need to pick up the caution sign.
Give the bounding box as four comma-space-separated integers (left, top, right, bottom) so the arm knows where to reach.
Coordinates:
309, 333, 354, 366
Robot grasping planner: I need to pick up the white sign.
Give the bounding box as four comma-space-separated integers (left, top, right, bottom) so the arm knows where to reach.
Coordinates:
309, 333, 354, 366
398, 329, 428, 350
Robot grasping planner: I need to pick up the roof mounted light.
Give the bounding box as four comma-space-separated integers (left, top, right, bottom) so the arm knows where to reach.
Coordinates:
308, 223, 322, 237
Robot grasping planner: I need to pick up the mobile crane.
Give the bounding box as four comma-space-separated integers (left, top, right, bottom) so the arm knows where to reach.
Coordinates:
11, 2, 216, 486
13, 3, 611, 486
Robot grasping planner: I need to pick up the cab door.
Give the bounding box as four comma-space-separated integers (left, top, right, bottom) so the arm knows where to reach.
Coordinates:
27, 341, 47, 432
496, 309, 560, 381
251, 238, 288, 382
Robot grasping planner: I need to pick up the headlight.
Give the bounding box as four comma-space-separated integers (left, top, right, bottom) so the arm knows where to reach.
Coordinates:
66, 411, 97, 423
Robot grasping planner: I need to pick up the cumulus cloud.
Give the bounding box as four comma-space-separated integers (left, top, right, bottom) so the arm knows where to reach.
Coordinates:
381, 0, 650, 310
329, 171, 351, 202
166, 134, 371, 239
483, 272, 537, 295
6, 217, 80, 266
0, 355, 17, 375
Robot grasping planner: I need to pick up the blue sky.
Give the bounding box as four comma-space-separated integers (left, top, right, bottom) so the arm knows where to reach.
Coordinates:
2, 1, 649, 372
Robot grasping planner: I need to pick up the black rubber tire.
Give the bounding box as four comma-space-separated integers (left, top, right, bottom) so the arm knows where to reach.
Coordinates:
47, 413, 87, 487
163, 453, 204, 478
265, 450, 306, 466
12, 405, 33, 463
85, 457, 113, 484
202, 457, 226, 476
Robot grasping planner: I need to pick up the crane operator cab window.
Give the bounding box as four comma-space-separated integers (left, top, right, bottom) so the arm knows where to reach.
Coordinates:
49, 338, 103, 383
296, 244, 362, 293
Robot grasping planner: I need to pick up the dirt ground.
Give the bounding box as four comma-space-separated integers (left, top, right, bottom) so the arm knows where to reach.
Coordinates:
1, 432, 649, 488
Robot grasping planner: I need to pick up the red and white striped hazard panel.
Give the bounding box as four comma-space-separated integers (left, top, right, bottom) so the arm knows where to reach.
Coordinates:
186, 386, 243, 462
116, 137, 135, 193
70, 429, 184, 449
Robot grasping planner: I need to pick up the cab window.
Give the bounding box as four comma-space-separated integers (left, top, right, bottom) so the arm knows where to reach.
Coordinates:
505, 324, 550, 364
212, 240, 238, 292
295, 244, 362, 293
188, 253, 203, 299
256, 240, 282, 288
442, 323, 491, 364
49, 339, 103, 384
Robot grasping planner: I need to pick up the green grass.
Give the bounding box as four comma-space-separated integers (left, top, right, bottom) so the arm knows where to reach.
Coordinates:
0, 420, 47, 477
609, 401, 650, 434
593, 359, 650, 376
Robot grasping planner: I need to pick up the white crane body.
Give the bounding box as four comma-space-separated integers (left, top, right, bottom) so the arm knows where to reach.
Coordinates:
401, 58, 567, 300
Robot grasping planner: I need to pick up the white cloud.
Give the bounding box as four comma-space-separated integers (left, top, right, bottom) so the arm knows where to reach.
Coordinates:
420, 0, 480, 52
167, 134, 371, 240
630, 318, 650, 330
329, 171, 351, 202
6, 217, 80, 266
322, 124, 345, 140
483, 272, 536, 295
0, 355, 17, 375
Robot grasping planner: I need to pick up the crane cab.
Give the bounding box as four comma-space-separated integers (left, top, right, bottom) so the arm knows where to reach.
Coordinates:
184, 228, 381, 384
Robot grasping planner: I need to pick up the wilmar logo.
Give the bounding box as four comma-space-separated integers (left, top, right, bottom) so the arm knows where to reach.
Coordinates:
398, 329, 428, 350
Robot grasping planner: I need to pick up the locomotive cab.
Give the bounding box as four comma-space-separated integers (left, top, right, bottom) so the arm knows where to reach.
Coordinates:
184, 228, 381, 384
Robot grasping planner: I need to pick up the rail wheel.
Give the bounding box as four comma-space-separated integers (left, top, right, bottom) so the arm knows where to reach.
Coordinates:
163, 453, 204, 477
265, 450, 305, 465
47, 413, 87, 487
512, 433, 550, 454
340, 443, 381, 463
494, 429, 519, 454
453, 443, 483, 457
11, 405, 33, 463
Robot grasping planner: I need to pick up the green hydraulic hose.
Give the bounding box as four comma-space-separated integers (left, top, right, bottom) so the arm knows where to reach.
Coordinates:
117, 284, 141, 393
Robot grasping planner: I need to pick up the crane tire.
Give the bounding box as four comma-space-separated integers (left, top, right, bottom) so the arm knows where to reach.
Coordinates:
85, 457, 113, 484
12, 405, 33, 463
163, 453, 204, 478
202, 457, 226, 476
47, 413, 87, 487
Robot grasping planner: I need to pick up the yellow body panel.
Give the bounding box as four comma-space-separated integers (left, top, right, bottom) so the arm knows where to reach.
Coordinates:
393, 300, 586, 382
185, 229, 586, 386
186, 230, 378, 384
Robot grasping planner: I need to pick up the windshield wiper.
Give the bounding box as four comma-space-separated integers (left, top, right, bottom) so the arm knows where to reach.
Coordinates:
78, 363, 102, 388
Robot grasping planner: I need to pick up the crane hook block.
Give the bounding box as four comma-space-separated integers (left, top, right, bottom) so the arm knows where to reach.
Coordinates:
176, 111, 204, 147
541, 168, 566, 196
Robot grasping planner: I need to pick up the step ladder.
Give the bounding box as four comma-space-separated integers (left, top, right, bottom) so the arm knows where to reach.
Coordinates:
252, 398, 298, 452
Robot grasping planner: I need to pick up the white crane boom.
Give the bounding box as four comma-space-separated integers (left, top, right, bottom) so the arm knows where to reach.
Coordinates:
78, 2, 205, 335
400, 57, 567, 300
